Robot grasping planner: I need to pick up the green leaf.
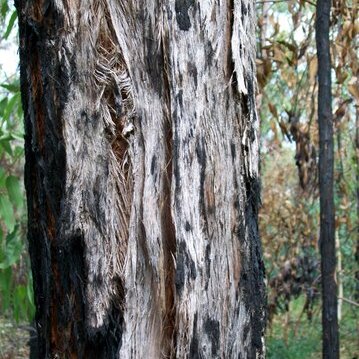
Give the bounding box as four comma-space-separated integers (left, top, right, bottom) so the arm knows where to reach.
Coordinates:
1, 82, 20, 93
3, 93, 20, 122
4, 10, 17, 40
6, 175, 23, 208
0, 0, 9, 18
0, 229, 22, 269
0, 195, 15, 232
0, 97, 8, 116
0, 136, 13, 155
13, 145, 24, 159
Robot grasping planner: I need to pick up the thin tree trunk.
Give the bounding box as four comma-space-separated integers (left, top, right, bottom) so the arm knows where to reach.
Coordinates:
16, 0, 266, 358
315, 0, 339, 357
355, 103, 359, 301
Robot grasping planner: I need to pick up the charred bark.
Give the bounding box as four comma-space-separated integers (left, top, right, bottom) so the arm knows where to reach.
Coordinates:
17, 0, 265, 358
315, 0, 339, 358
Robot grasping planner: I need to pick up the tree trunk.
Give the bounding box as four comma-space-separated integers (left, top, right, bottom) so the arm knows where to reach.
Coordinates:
355, 103, 359, 301
315, 0, 339, 358
16, 1, 266, 358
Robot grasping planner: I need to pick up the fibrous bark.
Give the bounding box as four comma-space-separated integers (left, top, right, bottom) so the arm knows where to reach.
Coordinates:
17, 0, 265, 358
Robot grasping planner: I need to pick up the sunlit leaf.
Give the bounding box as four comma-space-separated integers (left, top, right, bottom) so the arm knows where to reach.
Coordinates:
3, 10, 17, 39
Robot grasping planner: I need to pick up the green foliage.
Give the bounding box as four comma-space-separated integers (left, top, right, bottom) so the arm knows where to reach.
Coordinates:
0, 1, 34, 323
0, 81, 34, 321
258, 0, 358, 356
267, 296, 359, 359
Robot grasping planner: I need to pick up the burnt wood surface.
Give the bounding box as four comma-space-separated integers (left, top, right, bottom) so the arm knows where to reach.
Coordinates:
315, 0, 339, 357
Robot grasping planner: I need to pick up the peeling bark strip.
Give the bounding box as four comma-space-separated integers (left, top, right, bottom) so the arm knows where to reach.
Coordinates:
17, 0, 265, 358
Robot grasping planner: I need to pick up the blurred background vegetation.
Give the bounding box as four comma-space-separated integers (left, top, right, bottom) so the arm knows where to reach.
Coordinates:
0, 0, 357, 357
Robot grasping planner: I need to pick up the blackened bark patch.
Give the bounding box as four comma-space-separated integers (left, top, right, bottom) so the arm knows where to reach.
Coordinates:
175, 241, 197, 296
205, 41, 215, 68
151, 155, 157, 176
16, 3, 69, 355
243, 323, 250, 342
245, 176, 261, 214
175, 241, 186, 296
205, 243, 211, 290
189, 313, 200, 358
188, 62, 198, 88
231, 142, 236, 160
196, 137, 207, 221
145, 21, 164, 95
239, 175, 266, 356
177, 90, 184, 111
175, 0, 194, 31
84, 304, 123, 359
316, 0, 339, 354
241, 3, 248, 25
185, 221, 192, 231
241, 94, 249, 119
244, 72, 255, 123
189, 254, 197, 280
55, 233, 88, 355
204, 318, 220, 356
205, 244, 211, 275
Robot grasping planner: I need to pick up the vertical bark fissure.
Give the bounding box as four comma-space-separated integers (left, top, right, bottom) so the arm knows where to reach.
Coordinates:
160, 19, 177, 355
95, 1, 133, 306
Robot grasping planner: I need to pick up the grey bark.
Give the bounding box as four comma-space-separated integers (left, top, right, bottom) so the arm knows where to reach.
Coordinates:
17, 0, 266, 358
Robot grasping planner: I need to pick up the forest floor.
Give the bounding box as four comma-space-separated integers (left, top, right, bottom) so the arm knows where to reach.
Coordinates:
0, 318, 31, 359
267, 296, 359, 359
0, 299, 357, 359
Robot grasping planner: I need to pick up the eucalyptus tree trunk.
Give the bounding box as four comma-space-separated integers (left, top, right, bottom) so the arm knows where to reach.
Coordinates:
17, 0, 265, 358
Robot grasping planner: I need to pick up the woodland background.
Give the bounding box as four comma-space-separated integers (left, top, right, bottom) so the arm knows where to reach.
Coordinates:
0, 0, 357, 357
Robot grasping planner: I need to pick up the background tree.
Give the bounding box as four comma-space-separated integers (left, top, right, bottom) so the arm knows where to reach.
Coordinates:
16, 0, 265, 357
316, 0, 339, 356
